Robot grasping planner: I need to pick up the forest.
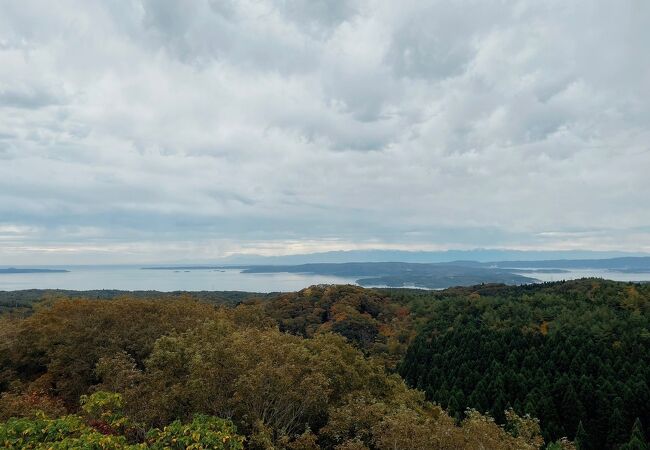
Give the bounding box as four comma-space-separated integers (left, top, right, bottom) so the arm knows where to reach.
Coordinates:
0, 279, 648, 449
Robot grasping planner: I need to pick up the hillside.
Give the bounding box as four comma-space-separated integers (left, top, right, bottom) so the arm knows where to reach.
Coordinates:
0, 280, 648, 449
398, 280, 650, 449
0, 289, 274, 315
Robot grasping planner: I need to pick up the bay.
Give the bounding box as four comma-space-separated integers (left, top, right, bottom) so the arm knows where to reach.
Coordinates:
0, 265, 358, 292
1, 265, 649, 292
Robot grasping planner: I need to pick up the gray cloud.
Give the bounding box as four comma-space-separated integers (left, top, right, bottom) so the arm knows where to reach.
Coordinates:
0, 0, 649, 263
0, 84, 63, 109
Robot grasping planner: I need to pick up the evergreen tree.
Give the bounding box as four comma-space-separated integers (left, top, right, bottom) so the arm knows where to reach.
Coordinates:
620, 418, 647, 450
606, 399, 628, 449
575, 420, 588, 450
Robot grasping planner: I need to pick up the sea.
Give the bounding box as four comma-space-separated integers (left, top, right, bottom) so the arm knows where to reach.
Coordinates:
0, 265, 358, 292
0, 265, 649, 292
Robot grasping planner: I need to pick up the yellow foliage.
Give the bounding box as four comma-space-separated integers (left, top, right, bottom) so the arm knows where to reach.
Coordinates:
540, 321, 549, 336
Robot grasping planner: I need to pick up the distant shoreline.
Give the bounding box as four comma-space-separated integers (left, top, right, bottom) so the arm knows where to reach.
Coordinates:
142, 266, 229, 270
0, 268, 70, 274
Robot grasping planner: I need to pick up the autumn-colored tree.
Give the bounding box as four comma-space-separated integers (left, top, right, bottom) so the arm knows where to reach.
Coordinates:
0, 391, 244, 449
0, 297, 225, 405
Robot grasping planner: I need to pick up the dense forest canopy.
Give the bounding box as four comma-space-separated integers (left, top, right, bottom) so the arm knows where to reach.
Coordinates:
0, 279, 648, 449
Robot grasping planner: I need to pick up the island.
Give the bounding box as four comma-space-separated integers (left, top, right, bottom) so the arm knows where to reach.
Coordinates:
143, 262, 538, 289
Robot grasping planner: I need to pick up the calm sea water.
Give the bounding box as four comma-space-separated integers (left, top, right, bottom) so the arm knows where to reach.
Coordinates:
0, 266, 648, 292
0, 266, 358, 292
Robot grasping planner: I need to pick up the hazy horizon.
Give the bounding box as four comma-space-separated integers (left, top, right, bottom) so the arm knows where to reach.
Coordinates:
3, 248, 650, 268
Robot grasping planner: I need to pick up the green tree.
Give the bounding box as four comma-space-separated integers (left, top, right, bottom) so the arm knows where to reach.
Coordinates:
620, 418, 648, 450
574, 420, 588, 450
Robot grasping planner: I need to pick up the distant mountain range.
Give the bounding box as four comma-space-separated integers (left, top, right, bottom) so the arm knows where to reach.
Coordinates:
213, 249, 648, 265
488, 256, 650, 271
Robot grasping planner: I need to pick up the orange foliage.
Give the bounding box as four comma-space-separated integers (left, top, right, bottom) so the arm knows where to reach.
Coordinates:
539, 321, 549, 336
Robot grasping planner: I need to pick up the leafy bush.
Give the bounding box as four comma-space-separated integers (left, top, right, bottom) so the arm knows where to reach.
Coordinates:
146, 415, 244, 449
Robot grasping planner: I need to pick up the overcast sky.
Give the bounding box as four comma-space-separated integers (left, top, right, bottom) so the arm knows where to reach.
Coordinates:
1, 0, 649, 264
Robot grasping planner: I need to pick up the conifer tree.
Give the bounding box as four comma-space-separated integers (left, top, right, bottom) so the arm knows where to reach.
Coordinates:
574, 420, 588, 450
620, 418, 648, 450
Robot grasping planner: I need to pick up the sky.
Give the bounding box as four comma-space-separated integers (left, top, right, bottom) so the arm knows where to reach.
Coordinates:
1, 0, 650, 264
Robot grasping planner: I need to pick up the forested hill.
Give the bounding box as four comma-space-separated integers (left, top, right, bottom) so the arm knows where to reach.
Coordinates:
0, 279, 648, 449
0, 289, 276, 314
398, 280, 650, 450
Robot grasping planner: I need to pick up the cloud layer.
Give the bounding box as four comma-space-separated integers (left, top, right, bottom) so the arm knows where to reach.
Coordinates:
1, 0, 649, 263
